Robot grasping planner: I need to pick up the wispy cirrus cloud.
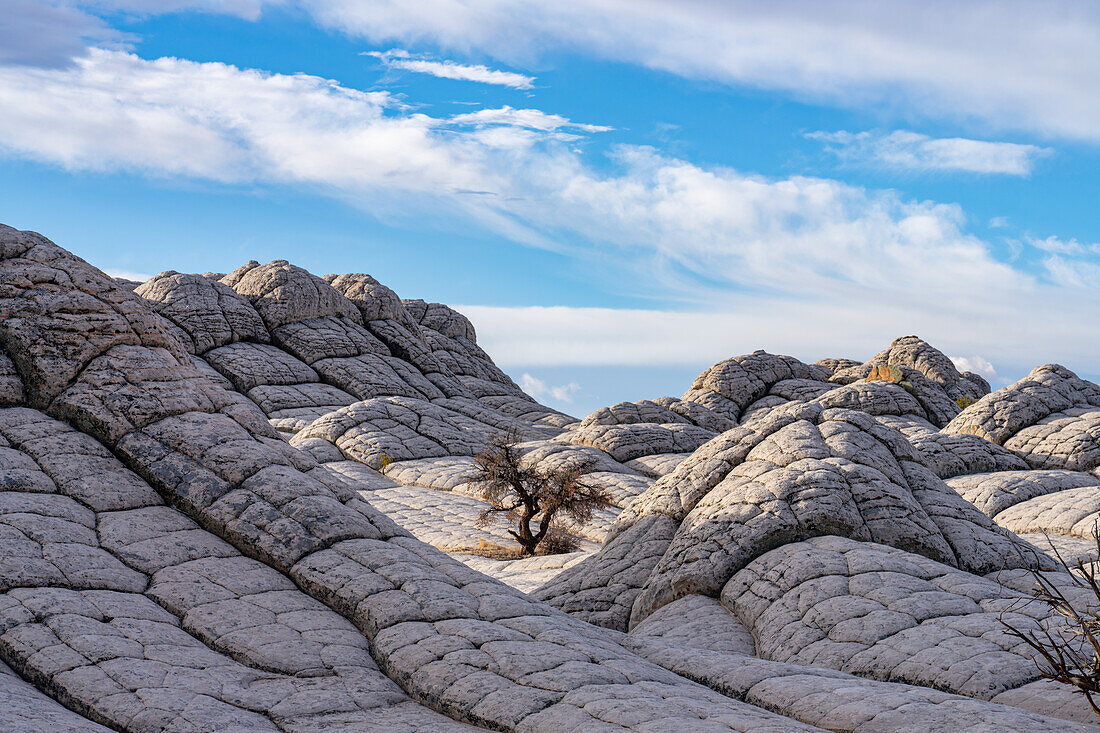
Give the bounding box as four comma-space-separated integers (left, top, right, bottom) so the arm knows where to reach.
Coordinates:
365, 48, 534, 89
808, 130, 1050, 176
1027, 235, 1100, 256
1041, 256, 1100, 290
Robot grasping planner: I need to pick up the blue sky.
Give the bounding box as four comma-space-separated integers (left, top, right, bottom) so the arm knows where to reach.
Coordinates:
2, 1, 1100, 417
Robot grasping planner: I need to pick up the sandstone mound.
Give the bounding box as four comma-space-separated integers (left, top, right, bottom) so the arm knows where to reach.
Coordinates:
720, 536, 1084, 707
682, 350, 834, 422
1, 222, 1098, 731
945, 363, 1100, 472
537, 400, 1033, 632
865, 334, 991, 402
2, 223, 875, 732
137, 257, 571, 440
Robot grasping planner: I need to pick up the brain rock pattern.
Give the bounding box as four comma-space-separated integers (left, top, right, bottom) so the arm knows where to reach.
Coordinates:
0, 222, 1098, 731
946, 363, 1100, 472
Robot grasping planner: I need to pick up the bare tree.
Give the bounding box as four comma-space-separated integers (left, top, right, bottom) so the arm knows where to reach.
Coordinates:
999, 525, 1100, 716
468, 430, 612, 556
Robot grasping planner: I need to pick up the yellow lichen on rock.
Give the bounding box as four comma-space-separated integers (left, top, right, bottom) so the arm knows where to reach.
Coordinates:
867, 363, 904, 383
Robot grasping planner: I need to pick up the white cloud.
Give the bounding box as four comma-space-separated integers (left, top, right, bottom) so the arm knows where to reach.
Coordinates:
459, 304, 1099, 390
1025, 238, 1100, 289
449, 106, 611, 134
0, 50, 604, 203
519, 373, 580, 403
809, 130, 1049, 176
0, 0, 272, 67
0, 49, 488, 193
505, 146, 1031, 310
17, 2, 1100, 141
104, 268, 154, 282
0, 0, 116, 67
949, 355, 997, 381
1041, 255, 1100, 290
366, 49, 534, 89
2, 49, 1100, 380
444, 106, 612, 151
298, 1, 1100, 142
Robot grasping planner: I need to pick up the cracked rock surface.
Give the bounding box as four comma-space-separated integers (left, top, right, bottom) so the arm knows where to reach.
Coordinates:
945, 363, 1100, 470
2, 222, 1100, 731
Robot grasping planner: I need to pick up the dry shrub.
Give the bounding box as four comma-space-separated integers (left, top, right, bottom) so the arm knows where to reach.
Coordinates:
468, 429, 611, 556
1000, 526, 1100, 716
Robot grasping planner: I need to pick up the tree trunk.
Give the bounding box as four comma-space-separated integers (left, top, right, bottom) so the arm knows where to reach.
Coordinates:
514, 502, 539, 555
532, 508, 555, 551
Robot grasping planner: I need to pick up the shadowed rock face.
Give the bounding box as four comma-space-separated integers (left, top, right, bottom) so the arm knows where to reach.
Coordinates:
0, 223, 1099, 731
